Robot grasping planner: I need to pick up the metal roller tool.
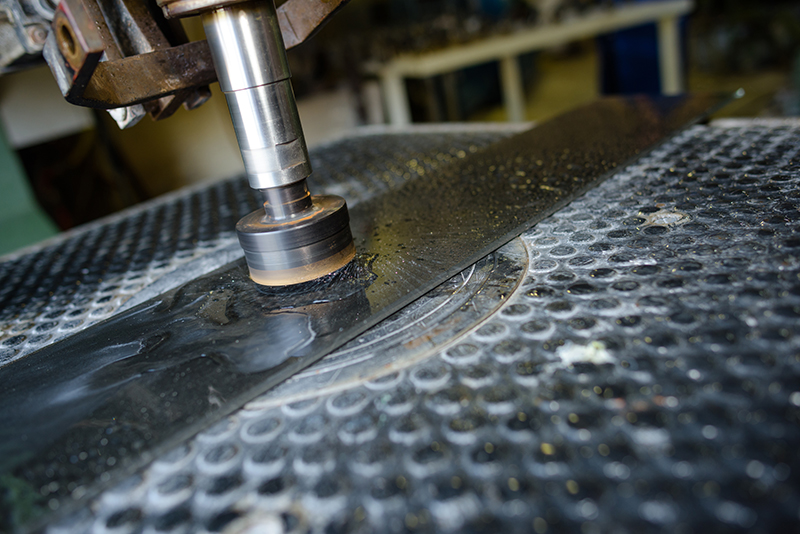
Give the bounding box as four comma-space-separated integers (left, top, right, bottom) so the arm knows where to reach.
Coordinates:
131, 0, 355, 286
201, 0, 354, 285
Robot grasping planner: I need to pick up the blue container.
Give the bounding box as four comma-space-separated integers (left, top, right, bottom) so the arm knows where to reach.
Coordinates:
598, 0, 687, 94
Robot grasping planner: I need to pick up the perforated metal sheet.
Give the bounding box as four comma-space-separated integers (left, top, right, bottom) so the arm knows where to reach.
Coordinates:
4, 120, 800, 533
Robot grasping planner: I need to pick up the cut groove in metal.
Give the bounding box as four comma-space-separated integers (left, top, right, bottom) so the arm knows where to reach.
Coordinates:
250, 238, 528, 408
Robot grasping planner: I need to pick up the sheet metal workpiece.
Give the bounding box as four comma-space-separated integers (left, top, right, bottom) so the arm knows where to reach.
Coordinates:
0, 95, 732, 532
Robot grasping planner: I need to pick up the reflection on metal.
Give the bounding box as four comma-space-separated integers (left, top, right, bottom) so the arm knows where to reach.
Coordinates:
0, 94, 727, 531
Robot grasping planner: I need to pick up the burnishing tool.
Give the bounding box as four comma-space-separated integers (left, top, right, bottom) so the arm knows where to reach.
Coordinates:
202, 1, 355, 285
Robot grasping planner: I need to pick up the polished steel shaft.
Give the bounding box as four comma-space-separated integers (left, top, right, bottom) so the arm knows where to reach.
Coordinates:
203, 0, 311, 192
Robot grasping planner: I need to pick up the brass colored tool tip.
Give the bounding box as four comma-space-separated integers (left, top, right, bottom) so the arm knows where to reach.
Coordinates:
248, 242, 355, 286
236, 195, 355, 287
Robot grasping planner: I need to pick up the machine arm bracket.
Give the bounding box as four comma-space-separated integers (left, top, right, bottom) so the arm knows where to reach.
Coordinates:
44, 0, 349, 123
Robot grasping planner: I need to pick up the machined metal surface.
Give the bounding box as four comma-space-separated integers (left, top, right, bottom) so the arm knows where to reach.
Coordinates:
222, 79, 311, 187
0, 95, 726, 532
202, 2, 290, 93
261, 181, 313, 220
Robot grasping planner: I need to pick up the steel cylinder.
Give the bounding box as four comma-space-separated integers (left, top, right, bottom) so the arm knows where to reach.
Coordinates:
203, 0, 311, 190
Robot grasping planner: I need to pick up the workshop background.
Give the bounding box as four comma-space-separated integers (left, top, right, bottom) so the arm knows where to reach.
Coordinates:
0, 0, 798, 256
1, 1, 800, 533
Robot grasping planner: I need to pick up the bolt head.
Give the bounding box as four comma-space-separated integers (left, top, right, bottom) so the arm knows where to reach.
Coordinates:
27, 25, 48, 46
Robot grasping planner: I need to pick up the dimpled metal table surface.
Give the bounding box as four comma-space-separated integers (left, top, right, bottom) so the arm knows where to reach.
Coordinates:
1, 95, 726, 533
1, 113, 800, 533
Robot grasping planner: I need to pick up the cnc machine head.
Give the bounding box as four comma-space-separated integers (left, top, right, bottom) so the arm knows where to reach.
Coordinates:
0, 0, 356, 286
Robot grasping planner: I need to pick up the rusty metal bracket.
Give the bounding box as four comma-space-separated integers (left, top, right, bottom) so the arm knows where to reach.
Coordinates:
44, 0, 214, 125
44, 0, 348, 125
156, 0, 350, 42
277, 0, 350, 49
47, 0, 103, 101
68, 40, 215, 109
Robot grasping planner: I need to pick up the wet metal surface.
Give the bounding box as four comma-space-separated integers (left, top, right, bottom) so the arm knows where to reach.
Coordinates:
0, 127, 516, 368
252, 238, 528, 405
0, 254, 376, 530
0, 95, 725, 531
